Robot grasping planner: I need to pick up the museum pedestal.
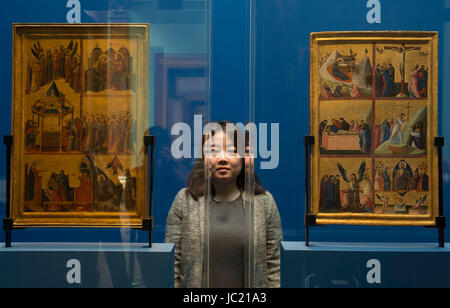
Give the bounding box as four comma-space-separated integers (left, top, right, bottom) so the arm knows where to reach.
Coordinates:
281, 241, 450, 288
0, 242, 174, 288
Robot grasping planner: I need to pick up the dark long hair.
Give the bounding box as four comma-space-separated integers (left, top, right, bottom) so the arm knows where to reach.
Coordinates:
185, 121, 266, 200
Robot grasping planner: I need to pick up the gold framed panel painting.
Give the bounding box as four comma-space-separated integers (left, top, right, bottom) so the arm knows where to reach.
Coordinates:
11, 24, 149, 227
310, 31, 438, 226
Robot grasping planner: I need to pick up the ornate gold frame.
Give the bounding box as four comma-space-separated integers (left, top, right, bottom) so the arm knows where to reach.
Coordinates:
11, 24, 149, 227
310, 31, 438, 226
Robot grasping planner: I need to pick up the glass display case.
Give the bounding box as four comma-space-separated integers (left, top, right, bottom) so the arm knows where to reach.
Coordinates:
250, 0, 449, 243
0, 0, 211, 288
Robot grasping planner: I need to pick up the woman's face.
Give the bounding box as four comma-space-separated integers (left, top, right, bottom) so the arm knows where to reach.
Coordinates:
205, 131, 242, 186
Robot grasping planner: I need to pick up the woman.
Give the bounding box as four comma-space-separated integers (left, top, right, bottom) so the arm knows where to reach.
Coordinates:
165, 121, 283, 288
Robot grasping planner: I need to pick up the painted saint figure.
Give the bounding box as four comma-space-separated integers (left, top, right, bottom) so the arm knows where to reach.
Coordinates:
359, 120, 371, 154
374, 120, 382, 149
410, 122, 426, 150
25, 120, 39, 151
333, 175, 341, 210
25, 162, 43, 201
325, 175, 335, 210
375, 64, 383, 97
339, 118, 350, 131
393, 161, 412, 191
124, 169, 136, 211
374, 168, 384, 191
410, 168, 421, 191
319, 175, 328, 210
421, 169, 429, 191
389, 114, 407, 145
337, 162, 367, 210
383, 167, 391, 191
56, 170, 71, 202
382, 64, 395, 97
417, 65, 428, 97
48, 172, 63, 202
75, 169, 92, 204
381, 119, 391, 144
408, 65, 421, 98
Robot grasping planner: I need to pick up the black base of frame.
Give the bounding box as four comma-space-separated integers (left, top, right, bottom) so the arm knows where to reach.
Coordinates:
304, 214, 317, 227
304, 136, 315, 246
3, 135, 13, 248
144, 135, 156, 248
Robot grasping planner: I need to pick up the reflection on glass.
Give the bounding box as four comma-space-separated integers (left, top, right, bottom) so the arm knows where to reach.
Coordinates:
151, 54, 208, 242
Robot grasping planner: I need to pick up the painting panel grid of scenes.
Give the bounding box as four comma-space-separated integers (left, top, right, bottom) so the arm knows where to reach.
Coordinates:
23, 36, 139, 215
317, 40, 431, 217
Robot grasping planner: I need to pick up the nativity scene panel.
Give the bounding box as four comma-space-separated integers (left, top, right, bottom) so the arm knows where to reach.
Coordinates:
319, 44, 373, 100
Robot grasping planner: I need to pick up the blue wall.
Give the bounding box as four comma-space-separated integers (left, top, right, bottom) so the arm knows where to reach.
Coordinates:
0, 0, 449, 245
251, 0, 450, 243
212, 0, 450, 243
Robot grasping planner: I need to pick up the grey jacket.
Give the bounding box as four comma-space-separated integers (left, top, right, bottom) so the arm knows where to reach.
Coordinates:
165, 188, 283, 288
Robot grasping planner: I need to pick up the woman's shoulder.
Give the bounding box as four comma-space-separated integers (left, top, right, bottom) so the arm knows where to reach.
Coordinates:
172, 187, 202, 206
255, 190, 277, 209
168, 188, 196, 216
172, 187, 192, 203
256, 189, 275, 199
